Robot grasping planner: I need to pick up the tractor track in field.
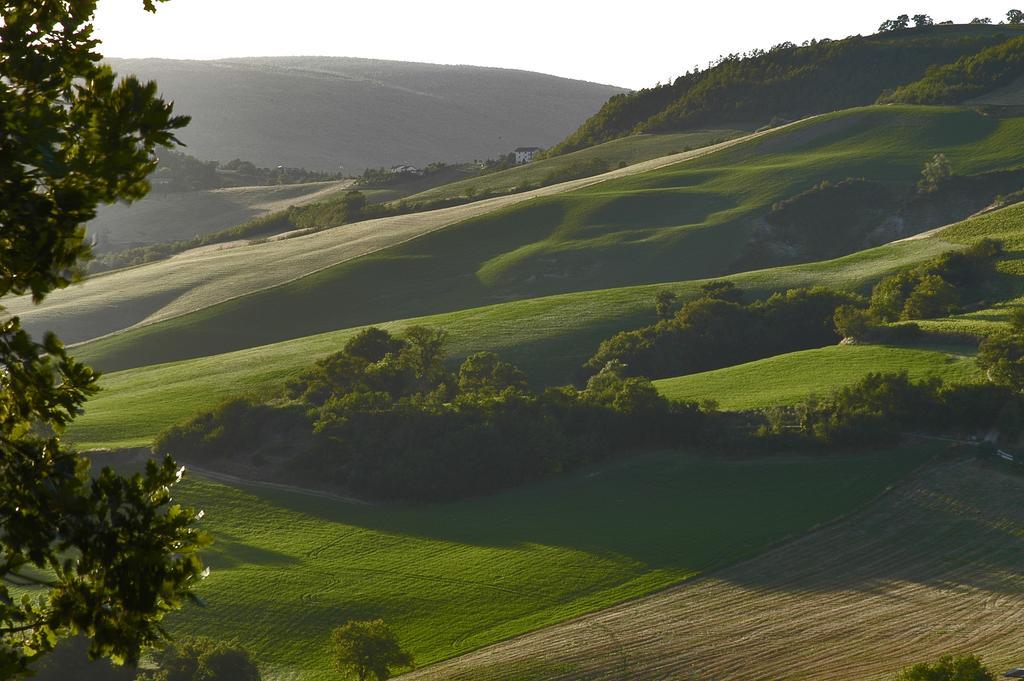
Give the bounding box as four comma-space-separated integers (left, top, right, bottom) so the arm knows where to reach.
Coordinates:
400, 459, 1024, 680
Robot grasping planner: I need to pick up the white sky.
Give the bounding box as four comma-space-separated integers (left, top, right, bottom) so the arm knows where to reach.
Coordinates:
95, 0, 1017, 89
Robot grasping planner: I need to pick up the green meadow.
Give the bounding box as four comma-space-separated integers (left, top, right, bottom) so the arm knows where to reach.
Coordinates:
170, 448, 932, 680
399, 128, 746, 203
654, 344, 984, 411
70, 233, 961, 450
22, 105, 1024, 376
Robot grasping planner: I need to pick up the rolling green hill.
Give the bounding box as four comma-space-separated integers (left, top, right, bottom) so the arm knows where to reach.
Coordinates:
8, 132, 764, 349
654, 344, 983, 411
551, 23, 1024, 154
28, 105, 1024, 375
157, 448, 929, 680
69, 227, 960, 450
106, 57, 625, 173
68, 195, 1024, 452
396, 128, 745, 204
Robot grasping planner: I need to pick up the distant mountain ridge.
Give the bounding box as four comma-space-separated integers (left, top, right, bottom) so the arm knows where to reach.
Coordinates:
106, 57, 626, 172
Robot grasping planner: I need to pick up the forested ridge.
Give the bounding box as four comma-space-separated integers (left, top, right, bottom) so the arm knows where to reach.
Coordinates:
552, 24, 1024, 154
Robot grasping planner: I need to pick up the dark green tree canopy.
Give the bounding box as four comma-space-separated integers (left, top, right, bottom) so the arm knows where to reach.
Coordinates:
329, 620, 412, 681
1, 1, 207, 676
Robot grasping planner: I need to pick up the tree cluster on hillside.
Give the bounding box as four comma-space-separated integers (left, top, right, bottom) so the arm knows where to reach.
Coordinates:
734, 158, 1024, 274
585, 282, 861, 380
148, 147, 344, 192
551, 28, 1015, 154
761, 371, 1022, 447
833, 238, 1004, 340
586, 236, 1003, 387
879, 35, 1024, 104
1, 0, 207, 676
154, 327, 706, 502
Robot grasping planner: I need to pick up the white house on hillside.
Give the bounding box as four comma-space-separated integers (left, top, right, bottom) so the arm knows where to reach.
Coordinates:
514, 147, 543, 164
389, 164, 423, 175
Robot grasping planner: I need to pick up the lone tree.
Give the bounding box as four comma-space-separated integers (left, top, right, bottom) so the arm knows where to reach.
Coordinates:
1009, 9, 1024, 24
1, 1, 208, 677
919, 153, 953, 193
911, 13, 934, 27
329, 620, 412, 681
654, 290, 678, 320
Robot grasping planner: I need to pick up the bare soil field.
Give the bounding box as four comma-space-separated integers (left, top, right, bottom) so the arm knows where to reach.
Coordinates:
402, 459, 1024, 681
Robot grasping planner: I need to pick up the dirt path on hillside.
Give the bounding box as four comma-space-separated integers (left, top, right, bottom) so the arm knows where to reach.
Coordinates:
400, 460, 1024, 681
7, 118, 814, 346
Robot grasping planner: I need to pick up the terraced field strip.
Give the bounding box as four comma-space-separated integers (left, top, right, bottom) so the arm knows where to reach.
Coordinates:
402, 459, 1024, 681
8, 125, 789, 345
654, 343, 984, 411
166, 448, 931, 680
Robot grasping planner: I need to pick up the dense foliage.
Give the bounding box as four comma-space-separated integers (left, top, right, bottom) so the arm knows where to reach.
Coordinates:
552, 27, 1016, 153
1, 0, 207, 676
867, 239, 1003, 323
137, 637, 261, 681
154, 328, 705, 502
880, 35, 1024, 104
329, 620, 411, 681
585, 283, 860, 380
978, 329, 1024, 391
761, 371, 1021, 447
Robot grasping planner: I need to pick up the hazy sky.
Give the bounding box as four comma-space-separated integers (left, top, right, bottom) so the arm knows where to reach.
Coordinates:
95, 1, 1016, 89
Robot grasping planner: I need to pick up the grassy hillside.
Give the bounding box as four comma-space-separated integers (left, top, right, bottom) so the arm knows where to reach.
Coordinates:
34, 105, 1024, 373
397, 129, 745, 203
88, 180, 351, 252
654, 344, 983, 411
6, 129, 773, 347
161, 448, 929, 680
404, 458, 1024, 681
107, 57, 625, 173
552, 24, 1023, 154
67, 233, 963, 451
69, 193, 1024, 452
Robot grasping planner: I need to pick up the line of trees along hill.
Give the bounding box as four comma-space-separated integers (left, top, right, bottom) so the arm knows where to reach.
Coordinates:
154, 327, 706, 503
550, 24, 1023, 155
587, 239, 1004, 381
879, 34, 1024, 104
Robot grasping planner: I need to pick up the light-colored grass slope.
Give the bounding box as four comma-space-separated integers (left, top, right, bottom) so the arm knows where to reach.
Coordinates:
399, 129, 745, 203
165, 448, 931, 680
41, 105, 1024, 374
88, 180, 352, 251
8, 130, 771, 346
654, 344, 984, 411
402, 458, 1024, 681
68, 236, 957, 450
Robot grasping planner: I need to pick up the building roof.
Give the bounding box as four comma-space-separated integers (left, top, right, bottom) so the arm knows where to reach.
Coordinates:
1003, 669, 1024, 678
